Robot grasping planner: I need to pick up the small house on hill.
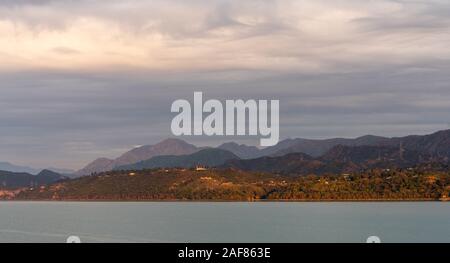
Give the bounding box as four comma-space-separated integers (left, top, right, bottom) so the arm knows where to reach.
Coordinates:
196, 165, 208, 171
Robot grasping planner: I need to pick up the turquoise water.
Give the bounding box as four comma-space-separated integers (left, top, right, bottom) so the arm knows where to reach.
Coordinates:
0, 202, 448, 243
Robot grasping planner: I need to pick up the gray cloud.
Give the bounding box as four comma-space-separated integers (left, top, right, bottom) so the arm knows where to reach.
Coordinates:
0, 0, 449, 169
2, 63, 450, 169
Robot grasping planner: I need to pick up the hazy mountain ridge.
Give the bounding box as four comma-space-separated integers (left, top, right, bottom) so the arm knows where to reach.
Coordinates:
222, 130, 450, 159
390, 130, 450, 159
218, 142, 261, 159
45, 167, 76, 175
76, 129, 450, 175
0, 161, 74, 176
0, 169, 67, 189
115, 148, 239, 171
76, 138, 200, 175
0, 162, 40, 175
4, 130, 450, 199
76, 158, 116, 176
114, 138, 199, 167
224, 144, 441, 175
263, 135, 391, 157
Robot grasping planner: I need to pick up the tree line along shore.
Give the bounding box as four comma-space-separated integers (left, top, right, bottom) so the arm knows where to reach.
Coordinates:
7, 168, 449, 201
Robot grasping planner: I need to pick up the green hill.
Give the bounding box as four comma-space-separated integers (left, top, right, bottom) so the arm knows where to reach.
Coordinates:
14, 168, 449, 201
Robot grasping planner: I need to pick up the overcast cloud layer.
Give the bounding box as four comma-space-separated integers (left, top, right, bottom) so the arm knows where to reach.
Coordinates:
0, 0, 449, 169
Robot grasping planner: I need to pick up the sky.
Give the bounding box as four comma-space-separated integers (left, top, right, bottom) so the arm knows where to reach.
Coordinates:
1, 0, 450, 170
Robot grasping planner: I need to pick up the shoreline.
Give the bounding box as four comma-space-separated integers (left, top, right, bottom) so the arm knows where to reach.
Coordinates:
1, 198, 445, 203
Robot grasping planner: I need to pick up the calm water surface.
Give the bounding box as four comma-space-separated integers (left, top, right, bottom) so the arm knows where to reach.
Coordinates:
0, 202, 448, 243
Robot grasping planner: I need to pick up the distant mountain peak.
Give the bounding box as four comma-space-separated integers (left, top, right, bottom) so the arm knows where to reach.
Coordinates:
75, 158, 115, 176
355, 134, 387, 140
158, 138, 190, 144
76, 138, 199, 176
218, 142, 261, 159
37, 169, 56, 175
36, 169, 67, 180
0, 161, 40, 175
220, 142, 245, 147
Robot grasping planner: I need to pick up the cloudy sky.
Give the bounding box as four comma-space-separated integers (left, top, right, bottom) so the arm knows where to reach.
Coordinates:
1, 0, 450, 170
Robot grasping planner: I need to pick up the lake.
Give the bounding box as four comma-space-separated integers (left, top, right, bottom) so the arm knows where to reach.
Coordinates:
0, 202, 448, 243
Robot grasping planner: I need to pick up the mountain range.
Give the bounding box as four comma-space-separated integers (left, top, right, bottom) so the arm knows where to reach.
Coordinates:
2, 129, 450, 191
75, 138, 199, 175
224, 144, 439, 175
0, 169, 67, 189
217, 142, 261, 159
76, 129, 450, 175
0, 162, 41, 175
116, 148, 238, 171
0, 162, 75, 176
76, 136, 375, 175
